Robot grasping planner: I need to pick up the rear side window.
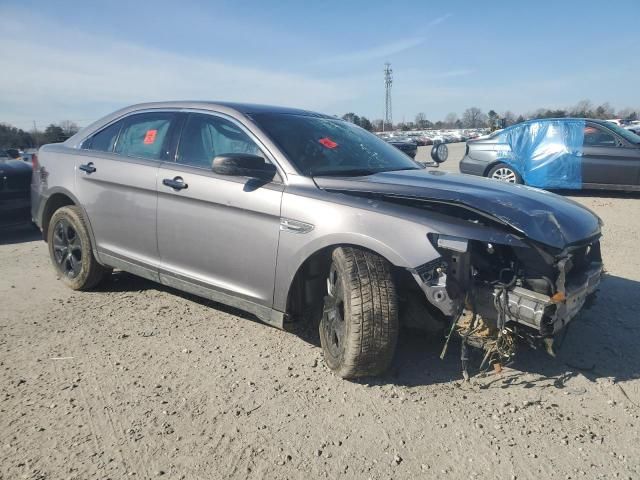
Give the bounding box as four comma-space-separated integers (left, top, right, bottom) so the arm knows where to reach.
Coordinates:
84, 121, 123, 152
584, 126, 616, 147
177, 113, 264, 169
115, 112, 175, 160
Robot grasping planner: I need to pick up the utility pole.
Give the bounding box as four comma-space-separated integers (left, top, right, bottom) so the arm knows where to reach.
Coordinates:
32, 121, 39, 148
383, 63, 393, 131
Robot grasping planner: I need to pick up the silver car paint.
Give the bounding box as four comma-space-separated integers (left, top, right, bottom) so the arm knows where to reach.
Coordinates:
273, 180, 441, 311
75, 150, 162, 281
156, 162, 284, 307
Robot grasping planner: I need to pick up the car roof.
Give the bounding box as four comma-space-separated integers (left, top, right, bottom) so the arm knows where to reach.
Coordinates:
122, 101, 334, 118
64, 101, 337, 149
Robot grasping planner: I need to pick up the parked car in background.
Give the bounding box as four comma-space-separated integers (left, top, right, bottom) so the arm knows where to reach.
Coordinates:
31, 101, 602, 379
625, 124, 640, 135
5, 148, 23, 160
460, 118, 640, 190
0, 149, 33, 225
418, 134, 434, 145
385, 137, 417, 158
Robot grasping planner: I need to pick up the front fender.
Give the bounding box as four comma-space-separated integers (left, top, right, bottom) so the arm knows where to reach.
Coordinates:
272, 191, 442, 311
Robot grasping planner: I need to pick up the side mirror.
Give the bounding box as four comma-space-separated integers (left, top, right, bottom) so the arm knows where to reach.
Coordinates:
431, 143, 448, 163
212, 153, 277, 180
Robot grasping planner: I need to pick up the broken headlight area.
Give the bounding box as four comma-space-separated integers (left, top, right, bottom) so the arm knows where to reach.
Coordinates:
410, 233, 603, 379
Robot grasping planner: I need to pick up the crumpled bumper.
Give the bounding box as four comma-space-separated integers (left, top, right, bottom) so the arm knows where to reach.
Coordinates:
495, 261, 603, 334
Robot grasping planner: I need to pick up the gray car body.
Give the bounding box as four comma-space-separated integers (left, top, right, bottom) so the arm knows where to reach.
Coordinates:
460, 118, 640, 190
31, 101, 601, 329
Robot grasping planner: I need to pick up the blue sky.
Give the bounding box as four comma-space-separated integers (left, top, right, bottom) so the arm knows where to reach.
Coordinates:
1, 0, 638, 129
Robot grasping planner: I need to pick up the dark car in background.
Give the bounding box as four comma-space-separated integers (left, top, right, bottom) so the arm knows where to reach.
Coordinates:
460, 118, 640, 190
386, 137, 417, 158
0, 149, 33, 225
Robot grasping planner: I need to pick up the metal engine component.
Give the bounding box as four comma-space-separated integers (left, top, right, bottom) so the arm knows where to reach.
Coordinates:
412, 234, 603, 380
491, 261, 602, 334
410, 260, 457, 316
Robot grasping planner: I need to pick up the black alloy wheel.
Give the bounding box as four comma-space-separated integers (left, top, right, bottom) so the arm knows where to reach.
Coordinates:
323, 263, 346, 359
52, 218, 83, 278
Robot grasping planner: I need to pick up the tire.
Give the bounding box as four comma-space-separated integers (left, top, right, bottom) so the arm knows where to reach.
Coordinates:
47, 206, 111, 290
487, 163, 523, 184
319, 247, 399, 378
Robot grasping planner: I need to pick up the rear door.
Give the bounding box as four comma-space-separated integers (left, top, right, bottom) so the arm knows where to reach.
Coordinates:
156, 111, 283, 313
75, 111, 177, 280
582, 123, 640, 187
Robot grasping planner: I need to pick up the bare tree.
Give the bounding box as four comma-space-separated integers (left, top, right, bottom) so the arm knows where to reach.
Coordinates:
502, 111, 516, 126
594, 103, 615, 119
570, 100, 594, 118
462, 107, 487, 128
59, 120, 79, 137
415, 112, 427, 129
616, 107, 636, 119
444, 112, 458, 128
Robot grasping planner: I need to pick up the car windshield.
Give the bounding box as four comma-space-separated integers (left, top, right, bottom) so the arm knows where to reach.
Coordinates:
605, 123, 640, 144
250, 113, 421, 176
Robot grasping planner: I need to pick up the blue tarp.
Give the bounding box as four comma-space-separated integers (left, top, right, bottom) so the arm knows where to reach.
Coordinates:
493, 119, 585, 189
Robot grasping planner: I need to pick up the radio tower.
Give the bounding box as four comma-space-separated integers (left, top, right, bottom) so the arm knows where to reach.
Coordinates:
383, 63, 393, 131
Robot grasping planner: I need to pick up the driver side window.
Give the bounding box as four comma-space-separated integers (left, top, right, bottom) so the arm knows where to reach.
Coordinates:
584, 126, 617, 147
177, 113, 265, 169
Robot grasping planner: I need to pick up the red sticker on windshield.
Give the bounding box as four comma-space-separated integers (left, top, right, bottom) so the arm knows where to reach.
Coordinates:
319, 137, 338, 149
143, 129, 158, 144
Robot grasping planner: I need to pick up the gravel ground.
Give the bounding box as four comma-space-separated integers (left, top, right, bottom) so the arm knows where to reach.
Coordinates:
1, 144, 639, 479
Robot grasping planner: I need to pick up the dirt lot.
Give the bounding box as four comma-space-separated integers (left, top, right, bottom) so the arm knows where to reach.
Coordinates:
2, 144, 639, 479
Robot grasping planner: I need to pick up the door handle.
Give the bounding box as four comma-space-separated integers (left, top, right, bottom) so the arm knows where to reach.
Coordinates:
79, 162, 96, 173
163, 177, 188, 190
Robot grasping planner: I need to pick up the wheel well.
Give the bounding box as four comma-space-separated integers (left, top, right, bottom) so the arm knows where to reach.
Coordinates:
484, 161, 520, 177
285, 244, 409, 326
42, 193, 75, 241
483, 161, 502, 177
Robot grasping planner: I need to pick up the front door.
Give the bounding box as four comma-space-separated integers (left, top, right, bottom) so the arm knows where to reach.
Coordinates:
75, 111, 176, 280
156, 112, 283, 316
582, 123, 640, 187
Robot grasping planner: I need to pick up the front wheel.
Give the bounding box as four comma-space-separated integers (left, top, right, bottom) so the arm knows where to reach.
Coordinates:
47, 206, 111, 290
319, 247, 399, 378
487, 163, 523, 184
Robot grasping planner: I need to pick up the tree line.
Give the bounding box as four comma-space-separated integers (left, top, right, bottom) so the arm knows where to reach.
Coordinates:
2, 100, 639, 148
0, 121, 79, 149
342, 100, 639, 132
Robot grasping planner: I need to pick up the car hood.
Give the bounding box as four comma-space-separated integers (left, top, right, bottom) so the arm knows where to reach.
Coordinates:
314, 169, 601, 250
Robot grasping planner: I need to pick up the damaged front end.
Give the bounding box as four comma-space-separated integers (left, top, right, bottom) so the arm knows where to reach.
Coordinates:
410, 231, 603, 378
314, 171, 604, 378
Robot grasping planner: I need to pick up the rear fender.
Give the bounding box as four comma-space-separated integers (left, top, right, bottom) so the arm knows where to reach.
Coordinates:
38, 186, 104, 264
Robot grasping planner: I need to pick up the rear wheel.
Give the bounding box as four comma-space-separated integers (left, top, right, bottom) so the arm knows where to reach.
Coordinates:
319, 247, 399, 378
487, 163, 523, 184
47, 206, 111, 290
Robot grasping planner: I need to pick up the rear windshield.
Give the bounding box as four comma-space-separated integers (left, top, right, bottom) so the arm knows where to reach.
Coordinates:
250, 113, 420, 176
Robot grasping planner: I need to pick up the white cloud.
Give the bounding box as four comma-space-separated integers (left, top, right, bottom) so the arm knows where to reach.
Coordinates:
312, 36, 427, 64
0, 9, 357, 128
311, 14, 452, 65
